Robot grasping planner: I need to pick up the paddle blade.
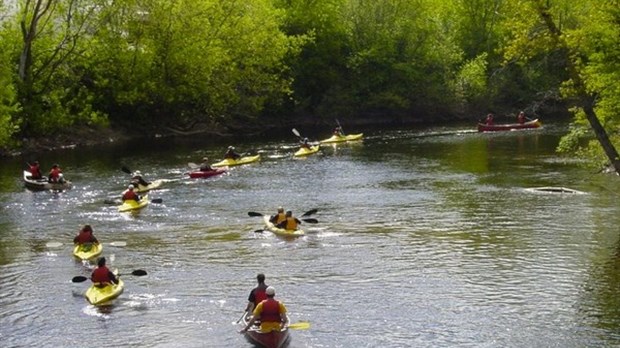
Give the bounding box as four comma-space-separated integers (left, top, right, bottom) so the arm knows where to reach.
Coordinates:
301, 208, 318, 217
254, 229, 264, 233
292, 128, 301, 137
121, 166, 132, 174
131, 270, 147, 276
248, 212, 264, 217
109, 241, 127, 247
104, 199, 118, 205
288, 322, 310, 330
72, 276, 88, 283
302, 218, 318, 224
151, 198, 163, 204
46, 242, 63, 248
188, 162, 199, 169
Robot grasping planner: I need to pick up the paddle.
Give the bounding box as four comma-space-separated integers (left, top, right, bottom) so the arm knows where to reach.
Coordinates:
335, 119, 346, 135
104, 198, 163, 204
236, 311, 247, 324
292, 128, 303, 139
47, 241, 127, 248
71, 269, 147, 283
287, 322, 310, 330
121, 166, 132, 175
188, 162, 200, 169
248, 208, 317, 218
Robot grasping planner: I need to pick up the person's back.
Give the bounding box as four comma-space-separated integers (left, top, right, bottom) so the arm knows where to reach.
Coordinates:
246, 273, 268, 315
29, 162, 42, 179
269, 207, 286, 225
91, 257, 118, 287
242, 286, 288, 333
517, 111, 526, 124
224, 146, 241, 160
485, 114, 494, 125
277, 211, 300, 230
74, 225, 98, 245
122, 185, 140, 201
49, 164, 62, 182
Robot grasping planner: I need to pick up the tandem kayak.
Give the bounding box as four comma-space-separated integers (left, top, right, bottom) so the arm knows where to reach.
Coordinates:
135, 179, 164, 193
293, 146, 320, 157
188, 168, 227, 178
319, 133, 363, 144
263, 216, 305, 238
85, 270, 124, 305
118, 194, 149, 212
73, 243, 103, 261
23, 170, 73, 191
211, 154, 261, 168
242, 315, 291, 348
477, 119, 541, 132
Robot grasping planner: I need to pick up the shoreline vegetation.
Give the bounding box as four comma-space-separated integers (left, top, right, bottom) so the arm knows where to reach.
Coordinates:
1, 1, 618, 168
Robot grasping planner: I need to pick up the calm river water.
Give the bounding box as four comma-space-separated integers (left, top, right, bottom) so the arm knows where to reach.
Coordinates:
1, 122, 620, 347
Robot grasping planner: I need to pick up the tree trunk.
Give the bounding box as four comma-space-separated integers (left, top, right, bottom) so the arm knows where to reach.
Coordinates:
536, 2, 620, 175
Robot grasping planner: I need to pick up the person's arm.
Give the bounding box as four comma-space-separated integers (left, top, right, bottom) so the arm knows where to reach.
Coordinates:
240, 304, 261, 332
280, 304, 289, 329
108, 271, 118, 284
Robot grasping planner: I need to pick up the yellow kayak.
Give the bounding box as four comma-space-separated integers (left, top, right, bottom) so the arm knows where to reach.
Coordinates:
73, 243, 103, 260
85, 270, 124, 305
118, 194, 149, 212
135, 179, 164, 193
319, 133, 363, 144
294, 146, 320, 157
263, 216, 305, 238
211, 154, 261, 167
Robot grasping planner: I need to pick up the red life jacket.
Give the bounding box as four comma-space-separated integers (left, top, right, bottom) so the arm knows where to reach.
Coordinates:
91, 266, 112, 283
76, 231, 94, 244
49, 168, 62, 180
254, 287, 268, 306
260, 299, 281, 323
122, 190, 138, 201
29, 165, 42, 178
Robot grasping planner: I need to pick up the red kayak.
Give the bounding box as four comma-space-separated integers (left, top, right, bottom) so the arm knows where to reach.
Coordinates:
242, 316, 291, 348
188, 168, 227, 179
477, 119, 541, 132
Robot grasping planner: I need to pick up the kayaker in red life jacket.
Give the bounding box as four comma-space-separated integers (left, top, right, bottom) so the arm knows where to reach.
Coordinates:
28, 161, 43, 179
269, 207, 287, 225
199, 157, 214, 172
48, 164, 64, 183
73, 224, 99, 245
91, 257, 118, 288
276, 211, 301, 230
240, 286, 289, 333
224, 146, 241, 160
485, 113, 494, 125
244, 273, 269, 319
122, 185, 141, 202
131, 171, 150, 187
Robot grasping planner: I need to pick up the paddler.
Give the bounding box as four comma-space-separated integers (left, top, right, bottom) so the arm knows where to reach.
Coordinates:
276, 211, 301, 230
121, 184, 141, 202
73, 224, 99, 246
240, 286, 289, 333
243, 273, 269, 320
269, 207, 287, 225
224, 146, 241, 160
300, 137, 311, 149
131, 170, 151, 187
28, 161, 43, 179
199, 157, 214, 171
91, 257, 118, 288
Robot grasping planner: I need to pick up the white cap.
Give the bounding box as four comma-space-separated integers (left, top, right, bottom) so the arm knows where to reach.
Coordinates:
266, 286, 275, 296
128, 184, 134, 189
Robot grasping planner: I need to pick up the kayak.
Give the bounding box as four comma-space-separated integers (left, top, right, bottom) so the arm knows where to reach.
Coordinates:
263, 216, 305, 238
211, 154, 261, 168
135, 179, 164, 193
73, 243, 103, 260
23, 170, 73, 191
477, 119, 541, 132
242, 315, 291, 348
118, 194, 149, 212
85, 270, 124, 305
188, 168, 227, 178
293, 146, 320, 157
319, 133, 363, 144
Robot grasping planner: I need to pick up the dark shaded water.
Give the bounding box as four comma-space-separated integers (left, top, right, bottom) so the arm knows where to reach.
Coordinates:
2, 122, 620, 347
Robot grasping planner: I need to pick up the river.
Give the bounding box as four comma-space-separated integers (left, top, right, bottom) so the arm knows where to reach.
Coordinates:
1, 121, 620, 347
